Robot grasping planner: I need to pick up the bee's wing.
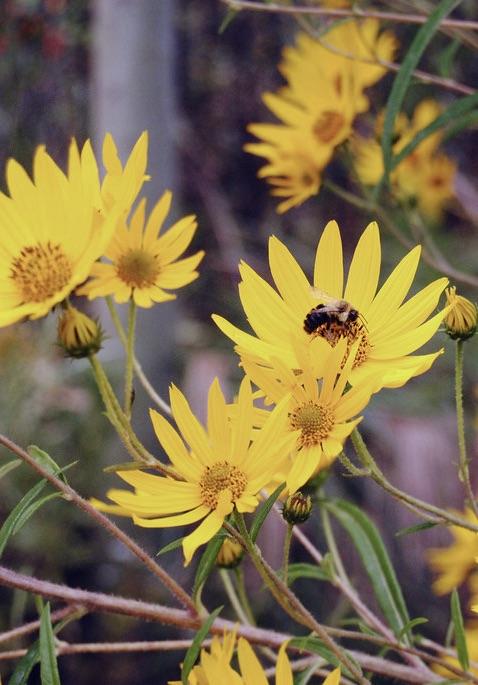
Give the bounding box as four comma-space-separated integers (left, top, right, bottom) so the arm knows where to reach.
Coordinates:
309, 287, 337, 305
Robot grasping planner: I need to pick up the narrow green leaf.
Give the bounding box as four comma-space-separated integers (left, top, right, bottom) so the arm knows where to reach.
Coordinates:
290, 636, 358, 679
0, 459, 21, 480
395, 521, 439, 537
193, 531, 227, 599
27, 446, 68, 484
396, 617, 429, 641
181, 606, 223, 685
379, 0, 460, 191
437, 38, 461, 78
443, 110, 478, 142
390, 92, 478, 171
250, 482, 286, 543
218, 7, 238, 34
326, 499, 410, 640
40, 603, 61, 685
295, 658, 327, 685
286, 562, 332, 584
104, 461, 149, 473
451, 588, 469, 670
0, 478, 48, 558
8, 641, 40, 685
156, 536, 185, 556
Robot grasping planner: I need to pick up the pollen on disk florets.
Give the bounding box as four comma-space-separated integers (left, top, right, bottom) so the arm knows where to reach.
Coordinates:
199, 461, 248, 510
11, 242, 73, 303
115, 249, 160, 288
290, 401, 335, 448
311, 319, 371, 368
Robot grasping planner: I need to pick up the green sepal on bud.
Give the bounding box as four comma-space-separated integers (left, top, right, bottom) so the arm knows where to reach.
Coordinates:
57, 305, 104, 359
282, 491, 313, 525
444, 287, 477, 341
216, 536, 244, 569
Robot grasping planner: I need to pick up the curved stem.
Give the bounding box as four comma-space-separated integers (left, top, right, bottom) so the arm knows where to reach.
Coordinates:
219, 569, 251, 625
234, 512, 369, 684
106, 297, 172, 415
124, 299, 137, 420
351, 429, 478, 532
321, 505, 347, 582
235, 567, 256, 625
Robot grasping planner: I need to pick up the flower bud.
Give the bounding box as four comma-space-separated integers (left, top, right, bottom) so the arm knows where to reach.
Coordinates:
57, 305, 103, 358
282, 491, 313, 525
444, 287, 477, 341
216, 536, 244, 569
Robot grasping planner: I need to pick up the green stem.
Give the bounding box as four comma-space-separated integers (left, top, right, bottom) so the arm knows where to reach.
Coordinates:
351, 429, 478, 532
219, 569, 250, 624
106, 297, 172, 416
321, 505, 347, 582
282, 524, 293, 587
455, 341, 478, 517
234, 512, 368, 684
124, 300, 137, 420
234, 567, 256, 626
89, 355, 174, 475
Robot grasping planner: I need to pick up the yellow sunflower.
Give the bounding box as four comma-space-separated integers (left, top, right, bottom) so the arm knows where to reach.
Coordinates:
213, 220, 448, 390
427, 508, 478, 595
353, 100, 456, 221
78, 192, 204, 306
280, 20, 397, 116
244, 128, 324, 214
99, 377, 298, 564
0, 139, 125, 327
242, 338, 378, 492
169, 631, 341, 685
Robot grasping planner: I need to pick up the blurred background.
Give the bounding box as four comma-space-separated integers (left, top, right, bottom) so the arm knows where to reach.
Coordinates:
0, 0, 477, 682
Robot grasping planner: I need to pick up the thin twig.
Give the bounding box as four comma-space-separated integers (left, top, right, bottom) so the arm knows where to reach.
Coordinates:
0, 434, 195, 612
220, 0, 475, 96
219, 0, 478, 30
0, 606, 80, 645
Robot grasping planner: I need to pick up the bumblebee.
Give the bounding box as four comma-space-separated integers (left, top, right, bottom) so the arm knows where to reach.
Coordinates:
304, 289, 360, 335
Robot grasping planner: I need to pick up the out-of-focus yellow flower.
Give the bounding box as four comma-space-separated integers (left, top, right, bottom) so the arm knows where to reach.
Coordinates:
444, 287, 477, 341
246, 20, 396, 213
214, 220, 448, 391
281, 20, 397, 114
78, 192, 204, 307
427, 508, 478, 595
169, 631, 341, 685
353, 99, 456, 222
216, 536, 244, 568
96, 377, 298, 565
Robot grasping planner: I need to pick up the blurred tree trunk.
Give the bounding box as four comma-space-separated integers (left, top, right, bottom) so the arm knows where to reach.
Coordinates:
90, 0, 178, 442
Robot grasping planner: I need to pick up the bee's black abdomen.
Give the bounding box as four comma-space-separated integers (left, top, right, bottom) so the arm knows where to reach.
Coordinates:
304, 306, 327, 334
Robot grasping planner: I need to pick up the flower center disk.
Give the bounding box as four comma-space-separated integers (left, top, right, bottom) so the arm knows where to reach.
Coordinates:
290, 401, 335, 448
313, 111, 345, 144
116, 249, 160, 288
10, 242, 73, 303
199, 461, 248, 510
